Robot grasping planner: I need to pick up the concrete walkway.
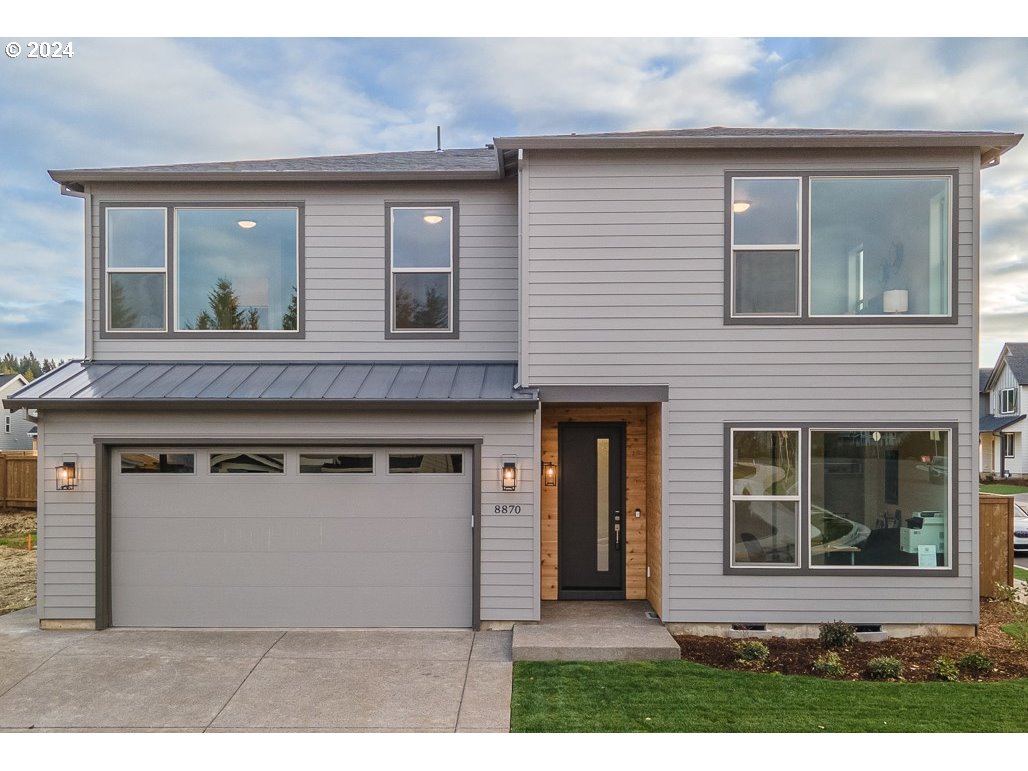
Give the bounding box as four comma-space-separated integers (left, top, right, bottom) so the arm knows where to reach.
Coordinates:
0, 608, 511, 732
512, 601, 680, 661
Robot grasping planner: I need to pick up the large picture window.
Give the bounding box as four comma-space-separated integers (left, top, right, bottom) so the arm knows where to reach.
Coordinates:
386, 203, 457, 337
727, 425, 953, 573
726, 172, 955, 323
101, 204, 302, 336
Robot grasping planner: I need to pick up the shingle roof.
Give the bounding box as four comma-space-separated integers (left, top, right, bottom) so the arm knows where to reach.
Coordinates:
4, 361, 538, 411
980, 368, 993, 393
1001, 343, 1028, 383
50, 148, 504, 186
0, 374, 17, 386
981, 414, 1025, 432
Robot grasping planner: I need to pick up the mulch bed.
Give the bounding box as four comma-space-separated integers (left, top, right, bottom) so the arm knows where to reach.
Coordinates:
674, 601, 1028, 682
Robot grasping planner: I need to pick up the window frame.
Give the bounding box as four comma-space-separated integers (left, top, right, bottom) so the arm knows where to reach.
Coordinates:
118, 451, 196, 475
724, 170, 959, 325
723, 422, 958, 577
384, 201, 459, 340
99, 202, 305, 340
1003, 433, 1015, 459
999, 387, 1017, 415
4, 415, 10, 434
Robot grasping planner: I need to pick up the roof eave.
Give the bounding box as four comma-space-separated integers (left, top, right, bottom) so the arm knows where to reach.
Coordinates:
4, 397, 539, 412
48, 168, 504, 186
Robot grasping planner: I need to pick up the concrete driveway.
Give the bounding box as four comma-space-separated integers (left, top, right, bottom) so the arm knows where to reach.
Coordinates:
0, 608, 511, 732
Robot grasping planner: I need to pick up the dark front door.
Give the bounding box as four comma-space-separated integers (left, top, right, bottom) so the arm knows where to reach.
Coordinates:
558, 422, 626, 599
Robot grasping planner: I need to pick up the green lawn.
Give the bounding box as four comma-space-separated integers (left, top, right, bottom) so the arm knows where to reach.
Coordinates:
1016, 566, 1028, 582
511, 661, 1028, 732
0, 532, 35, 549
980, 484, 1027, 495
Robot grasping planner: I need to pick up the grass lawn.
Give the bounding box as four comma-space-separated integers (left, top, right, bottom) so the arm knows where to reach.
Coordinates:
511, 661, 1028, 732
979, 484, 1027, 495
1015, 566, 1028, 582
0, 532, 35, 549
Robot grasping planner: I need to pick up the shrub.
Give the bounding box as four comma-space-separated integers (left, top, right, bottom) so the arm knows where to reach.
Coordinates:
957, 652, 993, 675
993, 583, 1019, 603
733, 640, 769, 663
866, 656, 904, 680
818, 620, 857, 649
933, 656, 960, 682
811, 651, 845, 677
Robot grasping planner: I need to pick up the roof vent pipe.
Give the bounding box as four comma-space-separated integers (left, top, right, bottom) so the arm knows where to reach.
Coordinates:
436, 125, 442, 153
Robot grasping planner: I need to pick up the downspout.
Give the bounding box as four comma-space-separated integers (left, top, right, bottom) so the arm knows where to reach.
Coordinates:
59, 183, 91, 361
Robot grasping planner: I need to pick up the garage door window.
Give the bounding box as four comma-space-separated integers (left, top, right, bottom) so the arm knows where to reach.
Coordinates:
299, 453, 374, 474
210, 452, 285, 474
388, 453, 463, 474
120, 453, 195, 473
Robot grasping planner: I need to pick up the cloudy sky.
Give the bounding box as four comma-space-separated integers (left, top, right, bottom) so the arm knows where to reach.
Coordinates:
2, 32, 1027, 366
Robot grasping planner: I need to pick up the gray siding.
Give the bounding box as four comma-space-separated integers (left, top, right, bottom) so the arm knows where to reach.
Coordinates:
37, 408, 538, 623
0, 379, 33, 451
86, 180, 518, 361
522, 147, 981, 625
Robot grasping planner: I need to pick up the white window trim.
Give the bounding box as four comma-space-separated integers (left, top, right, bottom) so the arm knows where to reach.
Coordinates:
728, 427, 802, 569
105, 207, 168, 332
389, 205, 455, 334
4, 415, 10, 434
1004, 434, 1015, 459
729, 177, 802, 319
1000, 387, 1017, 415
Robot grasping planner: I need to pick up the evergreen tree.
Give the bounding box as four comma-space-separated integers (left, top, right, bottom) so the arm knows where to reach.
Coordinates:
186, 278, 261, 330
282, 288, 298, 330
108, 279, 139, 329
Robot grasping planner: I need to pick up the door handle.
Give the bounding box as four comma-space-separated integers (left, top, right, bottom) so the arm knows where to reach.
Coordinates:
614, 511, 621, 550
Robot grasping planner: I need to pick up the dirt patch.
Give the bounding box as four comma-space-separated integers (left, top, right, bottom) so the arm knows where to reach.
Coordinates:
0, 510, 37, 615
674, 601, 1028, 682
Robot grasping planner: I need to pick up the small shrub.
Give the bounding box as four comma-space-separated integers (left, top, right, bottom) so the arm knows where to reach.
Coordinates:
733, 640, 769, 663
818, 620, 857, 649
933, 656, 960, 682
958, 652, 993, 675
811, 651, 845, 677
866, 656, 904, 680
993, 583, 1019, 603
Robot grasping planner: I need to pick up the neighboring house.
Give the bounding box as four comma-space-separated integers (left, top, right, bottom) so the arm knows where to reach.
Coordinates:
0, 373, 34, 451
980, 343, 1028, 477
7, 126, 1021, 635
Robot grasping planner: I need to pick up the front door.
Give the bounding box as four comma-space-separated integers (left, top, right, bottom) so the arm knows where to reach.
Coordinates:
558, 422, 626, 599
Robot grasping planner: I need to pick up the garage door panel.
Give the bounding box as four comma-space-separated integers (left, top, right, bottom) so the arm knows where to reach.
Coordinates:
114, 516, 469, 554
113, 585, 473, 628
112, 447, 472, 627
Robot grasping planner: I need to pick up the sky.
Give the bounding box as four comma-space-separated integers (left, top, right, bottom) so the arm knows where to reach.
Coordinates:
2, 24, 1028, 366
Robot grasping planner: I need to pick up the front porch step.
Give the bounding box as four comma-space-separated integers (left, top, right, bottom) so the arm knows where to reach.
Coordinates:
512, 601, 681, 662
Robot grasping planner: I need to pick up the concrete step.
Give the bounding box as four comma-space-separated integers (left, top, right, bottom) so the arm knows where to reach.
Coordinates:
512, 623, 681, 662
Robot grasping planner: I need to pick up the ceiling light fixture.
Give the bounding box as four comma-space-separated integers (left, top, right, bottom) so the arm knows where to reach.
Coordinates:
732, 201, 751, 213
423, 214, 444, 225
237, 220, 257, 229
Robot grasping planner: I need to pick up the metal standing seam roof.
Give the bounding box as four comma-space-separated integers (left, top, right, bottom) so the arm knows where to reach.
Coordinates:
4, 361, 538, 411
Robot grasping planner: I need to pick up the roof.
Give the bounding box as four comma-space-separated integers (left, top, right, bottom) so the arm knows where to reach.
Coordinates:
0, 374, 18, 386
4, 361, 538, 412
980, 368, 993, 393
981, 414, 1026, 432
984, 342, 1028, 391
50, 148, 507, 188
493, 126, 1022, 166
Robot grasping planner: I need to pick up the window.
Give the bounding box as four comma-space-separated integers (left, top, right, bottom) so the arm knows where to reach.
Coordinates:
388, 453, 463, 474
727, 172, 955, 322
210, 452, 284, 474
1004, 434, 1015, 459
729, 430, 800, 566
386, 203, 458, 337
102, 204, 302, 336
120, 453, 195, 473
1000, 388, 1017, 414
106, 207, 167, 330
4, 416, 10, 434
299, 453, 374, 474
727, 426, 953, 572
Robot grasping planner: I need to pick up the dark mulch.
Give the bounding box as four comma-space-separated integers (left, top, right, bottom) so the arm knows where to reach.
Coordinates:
674, 600, 1028, 682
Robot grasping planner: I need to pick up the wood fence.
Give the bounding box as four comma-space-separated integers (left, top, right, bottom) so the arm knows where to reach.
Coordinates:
980, 493, 1014, 597
0, 451, 36, 509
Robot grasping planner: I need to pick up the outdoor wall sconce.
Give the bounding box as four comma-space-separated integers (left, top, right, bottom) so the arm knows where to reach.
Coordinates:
56, 455, 77, 490
542, 461, 557, 486
501, 457, 517, 492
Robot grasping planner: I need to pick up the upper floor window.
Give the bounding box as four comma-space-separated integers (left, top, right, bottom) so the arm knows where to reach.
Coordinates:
4, 416, 10, 434
386, 203, 458, 338
103, 204, 302, 336
727, 172, 955, 324
1000, 387, 1017, 414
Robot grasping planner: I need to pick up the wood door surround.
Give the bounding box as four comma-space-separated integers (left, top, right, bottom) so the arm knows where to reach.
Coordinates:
541, 403, 662, 614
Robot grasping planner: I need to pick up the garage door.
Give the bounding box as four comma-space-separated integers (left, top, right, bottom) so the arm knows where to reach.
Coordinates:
111, 447, 472, 627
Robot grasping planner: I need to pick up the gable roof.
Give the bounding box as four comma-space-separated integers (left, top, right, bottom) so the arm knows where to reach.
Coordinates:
0, 373, 27, 394
980, 368, 993, 393
493, 126, 1022, 166
50, 148, 507, 189
985, 343, 1028, 391
3, 360, 538, 411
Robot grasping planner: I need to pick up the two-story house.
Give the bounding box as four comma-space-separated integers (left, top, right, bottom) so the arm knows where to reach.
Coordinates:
7, 127, 1021, 635
0, 374, 34, 451
980, 342, 1028, 478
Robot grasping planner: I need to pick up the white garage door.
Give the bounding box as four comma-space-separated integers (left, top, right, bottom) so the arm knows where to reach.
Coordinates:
111, 447, 472, 627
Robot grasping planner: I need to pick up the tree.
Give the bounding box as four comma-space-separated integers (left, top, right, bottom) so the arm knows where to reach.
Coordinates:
0, 351, 62, 380
186, 278, 261, 331
108, 279, 138, 329
282, 288, 297, 330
